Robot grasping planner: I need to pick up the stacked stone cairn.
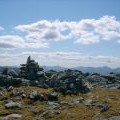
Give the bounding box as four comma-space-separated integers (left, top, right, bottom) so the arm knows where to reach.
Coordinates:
20, 56, 43, 80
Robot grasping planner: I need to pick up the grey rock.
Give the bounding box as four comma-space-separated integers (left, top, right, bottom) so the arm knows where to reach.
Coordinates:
7, 69, 18, 77
29, 90, 38, 100
50, 110, 60, 115
107, 116, 120, 120
99, 104, 109, 112
5, 102, 22, 109
72, 97, 84, 104
0, 114, 22, 120
48, 92, 58, 101
47, 101, 60, 106
7, 86, 14, 91
83, 99, 93, 106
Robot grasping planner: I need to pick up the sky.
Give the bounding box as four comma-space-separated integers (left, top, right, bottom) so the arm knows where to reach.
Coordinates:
0, 0, 120, 68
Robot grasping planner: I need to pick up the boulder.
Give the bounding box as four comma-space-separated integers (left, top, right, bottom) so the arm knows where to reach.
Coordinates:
7, 69, 18, 77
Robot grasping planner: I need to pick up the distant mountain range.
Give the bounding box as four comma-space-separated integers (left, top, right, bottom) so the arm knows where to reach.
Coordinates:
42, 66, 120, 74
71, 66, 120, 74
0, 65, 120, 74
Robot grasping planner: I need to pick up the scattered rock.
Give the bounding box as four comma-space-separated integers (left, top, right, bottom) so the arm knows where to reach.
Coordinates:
21, 94, 26, 99
29, 90, 39, 100
39, 110, 49, 117
72, 97, 84, 104
97, 104, 109, 112
47, 101, 60, 106
50, 110, 60, 115
94, 113, 106, 120
83, 99, 93, 106
7, 86, 14, 92
47, 92, 58, 101
39, 110, 60, 119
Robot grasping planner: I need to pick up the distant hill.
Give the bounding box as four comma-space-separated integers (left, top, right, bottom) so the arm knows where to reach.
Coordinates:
0, 65, 120, 74
71, 66, 120, 74
43, 66, 120, 74
42, 66, 67, 72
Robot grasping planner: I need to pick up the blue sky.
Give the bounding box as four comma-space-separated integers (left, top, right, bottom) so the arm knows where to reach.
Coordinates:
0, 0, 120, 68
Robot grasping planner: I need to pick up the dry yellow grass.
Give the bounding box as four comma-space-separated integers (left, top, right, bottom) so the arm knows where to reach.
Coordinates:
0, 86, 120, 120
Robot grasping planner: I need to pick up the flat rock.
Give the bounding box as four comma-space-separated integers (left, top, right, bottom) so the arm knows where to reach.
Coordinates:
107, 116, 120, 120
5, 102, 22, 109
0, 114, 22, 120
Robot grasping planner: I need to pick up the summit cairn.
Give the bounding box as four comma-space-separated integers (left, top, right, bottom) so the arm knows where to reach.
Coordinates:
20, 56, 43, 80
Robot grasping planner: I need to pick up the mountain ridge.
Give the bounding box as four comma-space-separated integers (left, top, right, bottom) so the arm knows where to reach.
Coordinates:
42, 66, 120, 73
0, 65, 120, 74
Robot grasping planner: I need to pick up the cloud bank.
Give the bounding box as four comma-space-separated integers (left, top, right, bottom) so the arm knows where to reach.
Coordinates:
0, 51, 120, 68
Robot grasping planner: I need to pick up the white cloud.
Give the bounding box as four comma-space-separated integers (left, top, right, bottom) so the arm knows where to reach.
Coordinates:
0, 35, 48, 48
0, 35, 25, 48
74, 32, 100, 44
0, 16, 120, 49
14, 16, 120, 46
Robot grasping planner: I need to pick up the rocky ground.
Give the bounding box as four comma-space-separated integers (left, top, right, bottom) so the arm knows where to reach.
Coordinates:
0, 57, 120, 120
0, 86, 120, 120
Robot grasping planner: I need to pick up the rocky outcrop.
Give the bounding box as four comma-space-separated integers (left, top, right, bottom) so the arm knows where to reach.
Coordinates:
0, 74, 22, 87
